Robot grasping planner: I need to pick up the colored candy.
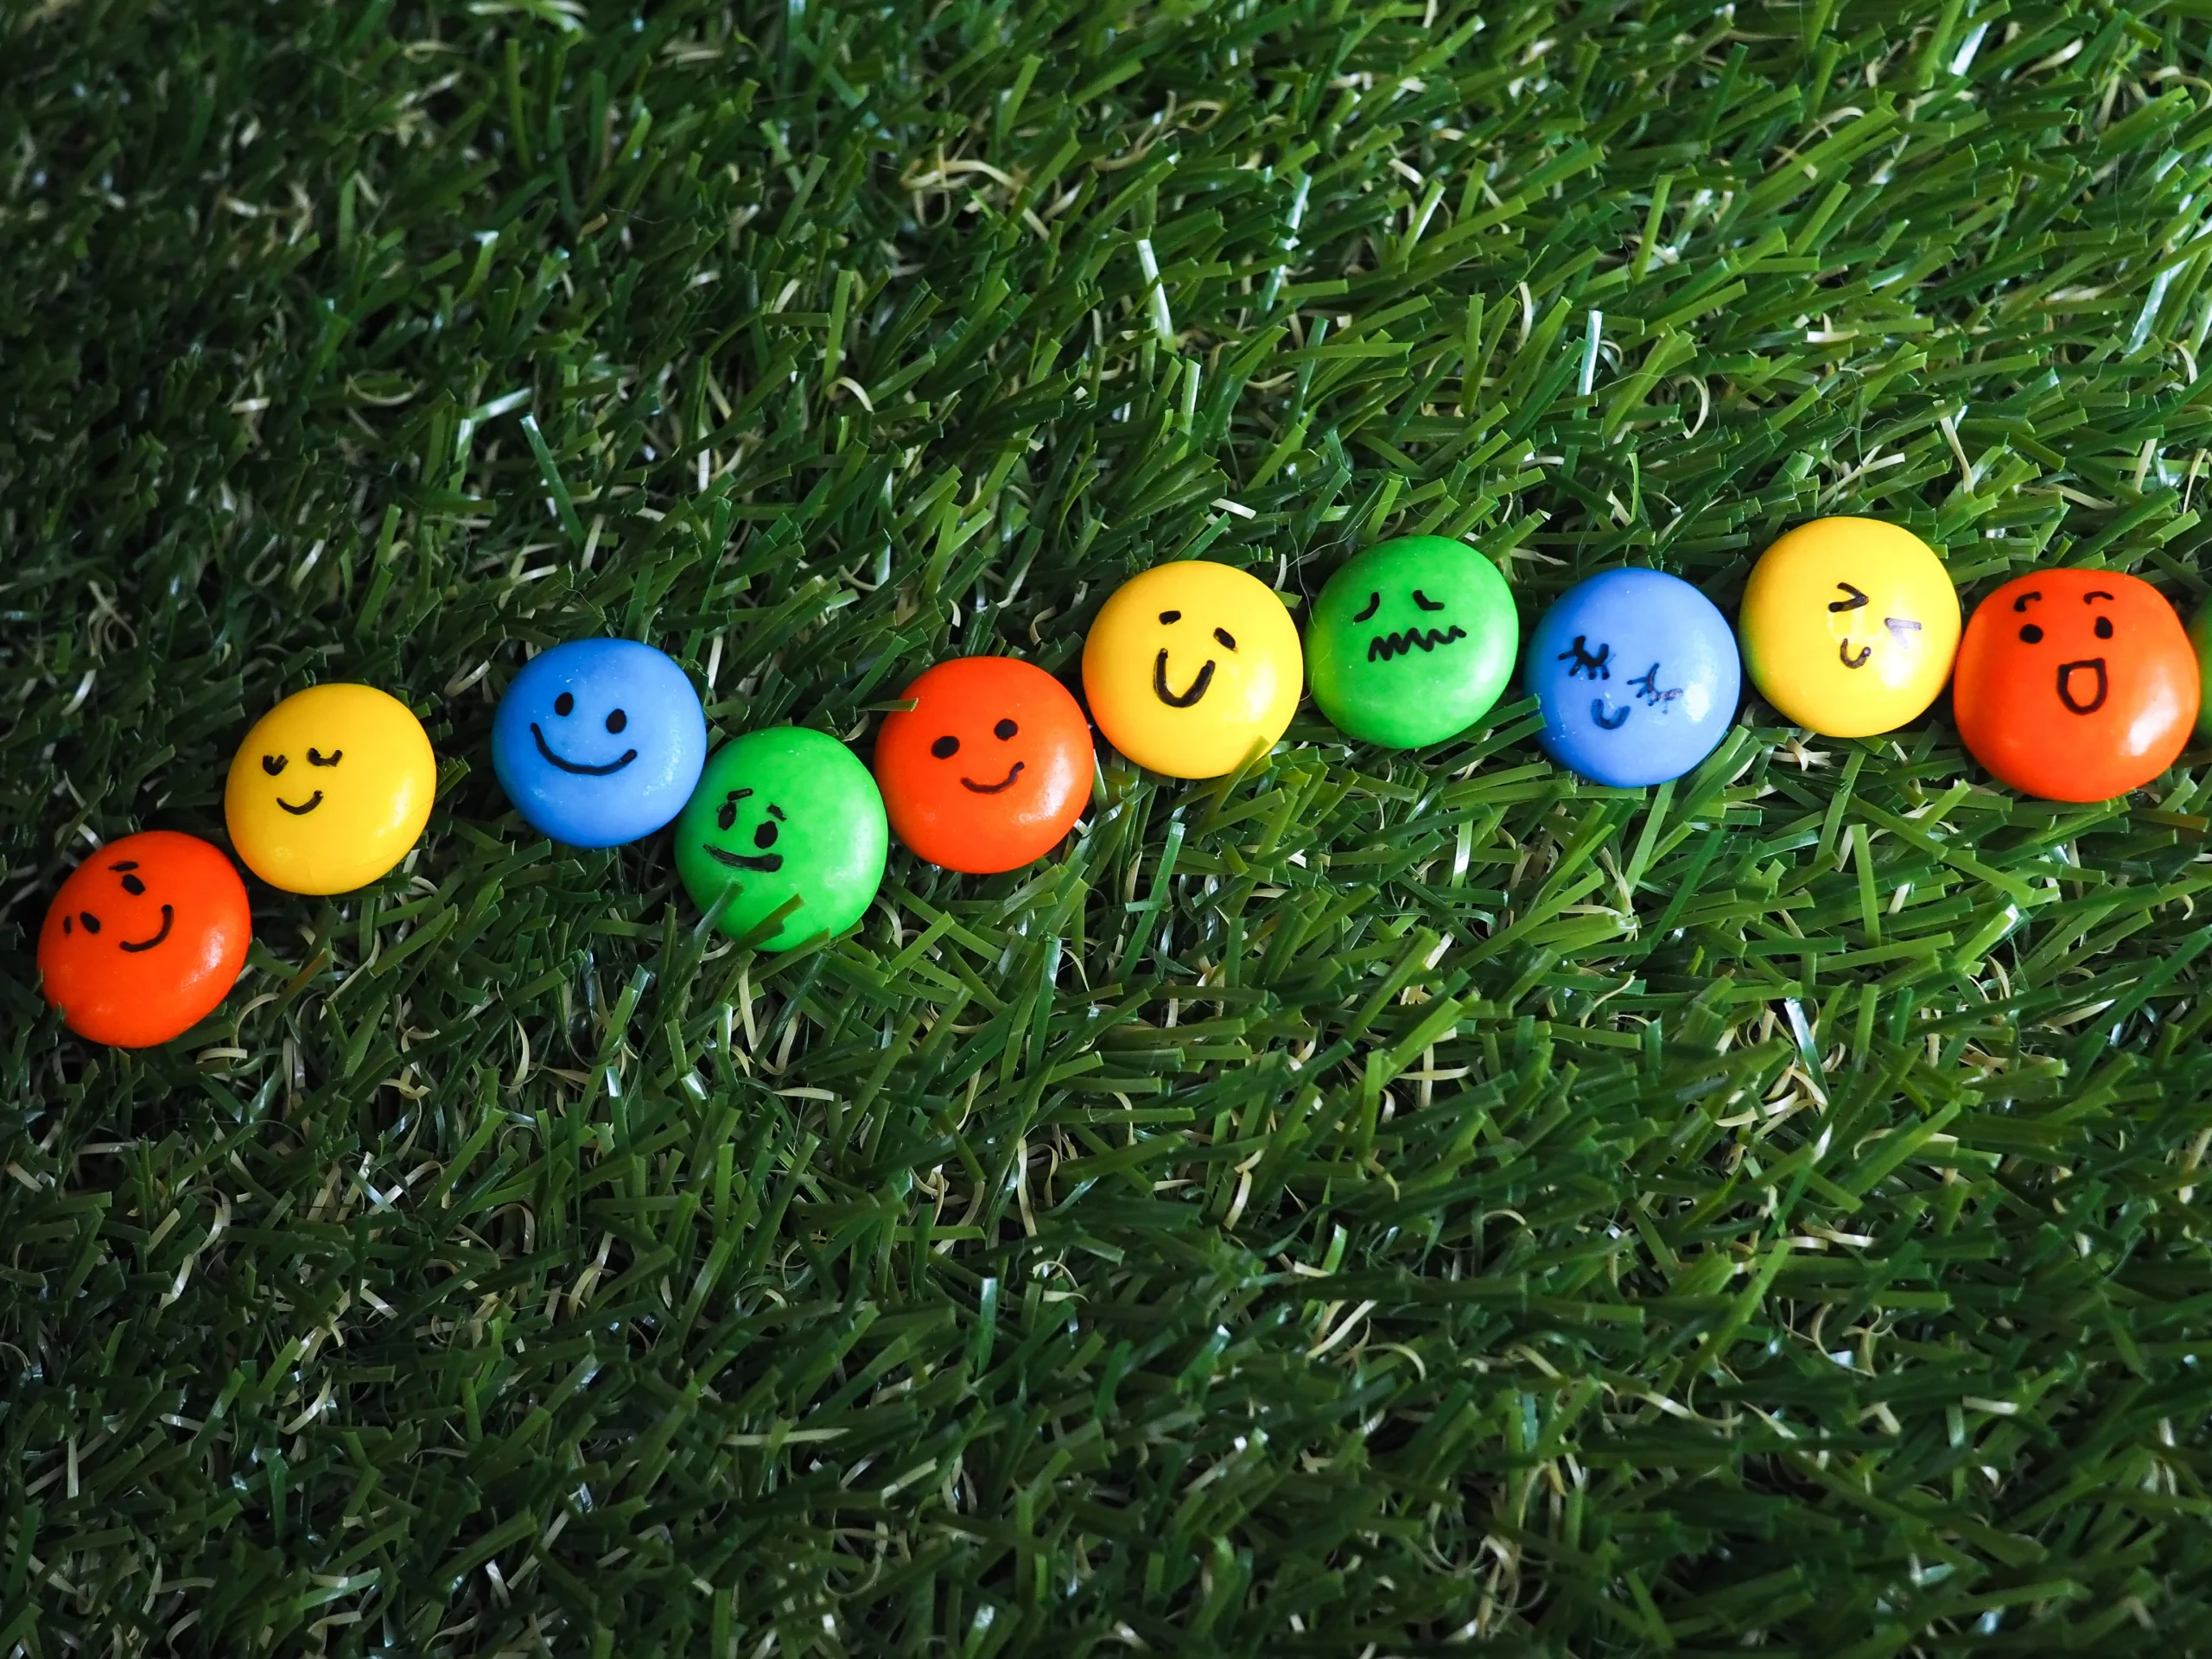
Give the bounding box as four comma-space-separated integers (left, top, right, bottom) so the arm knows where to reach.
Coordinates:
1082, 561, 1302, 779
225, 683, 437, 893
1306, 536, 1518, 748
874, 656, 1093, 874
38, 830, 251, 1047
1739, 517, 1961, 737
674, 727, 888, 950
492, 639, 706, 849
1953, 568, 2197, 802
1527, 568, 1741, 787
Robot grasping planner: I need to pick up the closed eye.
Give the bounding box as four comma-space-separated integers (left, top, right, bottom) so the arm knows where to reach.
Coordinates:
262, 754, 287, 776
1412, 589, 1445, 612
308, 747, 342, 766
1352, 592, 1380, 623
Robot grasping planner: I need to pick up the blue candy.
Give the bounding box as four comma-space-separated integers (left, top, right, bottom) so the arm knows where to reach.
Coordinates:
1526, 569, 1741, 787
493, 639, 707, 848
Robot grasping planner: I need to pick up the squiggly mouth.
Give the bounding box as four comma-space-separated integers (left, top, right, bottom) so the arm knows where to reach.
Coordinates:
2056, 658, 2107, 715
1153, 651, 1215, 708
533, 724, 638, 775
277, 791, 324, 815
962, 761, 1026, 794
1368, 625, 1467, 662
705, 845, 784, 872
119, 905, 174, 953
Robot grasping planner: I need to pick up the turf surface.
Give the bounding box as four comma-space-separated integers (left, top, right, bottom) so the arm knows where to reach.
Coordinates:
7, 0, 2212, 1652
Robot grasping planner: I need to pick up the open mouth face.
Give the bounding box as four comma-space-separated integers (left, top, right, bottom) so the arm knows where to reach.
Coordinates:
226, 683, 437, 895
874, 656, 1096, 874
2009, 585, 2117, 718
1082, 562, 1303, 780
37, 829, 254, 1049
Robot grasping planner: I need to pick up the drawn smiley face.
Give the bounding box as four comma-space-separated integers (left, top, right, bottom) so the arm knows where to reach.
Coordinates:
491, 639, 707, 849
673, 727, 888, 950
874, 656, 1094, 874
1740, 518, 1961, 737
1955, 567, 2198, 802
1081, 561, 1302, 779
37, 830, 251, 1047
225, 683, 436, 894
1306, 536, 1520, 748
1525, 568, 1741, 787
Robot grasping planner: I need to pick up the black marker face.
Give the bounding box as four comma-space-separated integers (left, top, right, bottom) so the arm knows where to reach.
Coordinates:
261, 746, 336, 813
531, 678, 639, 776
706, 788, 787, 871
60, 860, 175, 953
1152, 607, 1235, 709
2010, 588, 2120, 716
1829, 581, 1924, 670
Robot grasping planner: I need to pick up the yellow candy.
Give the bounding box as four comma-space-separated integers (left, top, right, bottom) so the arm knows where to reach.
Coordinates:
225, 683, 436, 893
1739, 518, 1961, 738
1082, 562, 1302, 779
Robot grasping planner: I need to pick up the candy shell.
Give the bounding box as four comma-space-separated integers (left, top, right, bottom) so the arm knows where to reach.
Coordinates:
874, 657, 1092, 874
1306, 537, 1519, 748
225, 683, 435, 894
1526, 569, 1740, 787
492, 639, 707, 848
1739, 518, 1961, 737
674, 727, 888, 950
1081, 562, 1301, 779
37, 830, 251, 1048
1954, 568, 2196, 802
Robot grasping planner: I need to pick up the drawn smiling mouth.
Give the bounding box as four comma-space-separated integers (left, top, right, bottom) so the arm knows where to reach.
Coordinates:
1369, 626, 1467, 663
1590, 700, 1630, 730
704, 845, 785, 873
2057, 658, 2108, 715
962, 760, 1027, 794
277, 791, 324, 815
118, 905, 174, 954
533, 723, 638, 776
1839, 641, 1872, 669
1153, 651, 1215, 708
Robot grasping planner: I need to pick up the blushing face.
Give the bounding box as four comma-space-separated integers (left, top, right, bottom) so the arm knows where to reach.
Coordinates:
1954, 568, 2198, 802
491, 639, 707, 848
225, 683, 435, 893
1739, 518, 1961, 737
37, 830, 251, 1047
874, 656, 1093, 874
1081, 562, 1303, 778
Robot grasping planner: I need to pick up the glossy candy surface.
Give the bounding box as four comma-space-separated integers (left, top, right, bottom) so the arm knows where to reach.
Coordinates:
225, 683, 436, 893
1954, 568, 2197, 802
674, 727, 888, 950
1526, 568, 1741, 787
1740, 517, 1961, 737
37, 830, 251, 1047
492, 639, 706, 848
1082, 562, 1302, 778
874, 657, 1092, 874
1306, 536, 1518, 747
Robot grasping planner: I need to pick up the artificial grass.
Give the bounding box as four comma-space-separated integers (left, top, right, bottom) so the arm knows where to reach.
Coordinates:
5, 0, 2212, 1650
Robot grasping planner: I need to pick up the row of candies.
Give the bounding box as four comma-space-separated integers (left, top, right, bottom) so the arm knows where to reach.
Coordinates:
34, 518, 2210, 1051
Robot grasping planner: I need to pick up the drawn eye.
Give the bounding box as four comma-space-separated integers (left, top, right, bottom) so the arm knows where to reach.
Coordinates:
1412, 589, 1445, 612
78, 912, 100, 934
931, 735, 960, 759
308, 747, 341, 766
1213, 627, 1237, 651
995, 718, 1017, 741
262, 754, 287, 776
120, 874, 144, 896
2094, 616, 2113, 639
606, 709, 627, 733
716, 796, 738, 831
1158, 610, 1182, 624
555, 692, 575, 716
753, 820, 779, 849
1352, 593, 1380, 623
2019, 624, 2044, 644
61, 915, 71, 935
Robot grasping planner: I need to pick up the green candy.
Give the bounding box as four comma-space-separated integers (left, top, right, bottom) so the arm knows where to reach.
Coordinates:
2192, 594, 2212, 741
674, 727, 888, 950
1306, 536, 1519, 748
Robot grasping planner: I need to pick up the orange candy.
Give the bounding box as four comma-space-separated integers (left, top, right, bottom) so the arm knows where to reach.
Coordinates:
1953, 568, 2199, 803
874, 657, 1093, 874
37, 830, 251, 1047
